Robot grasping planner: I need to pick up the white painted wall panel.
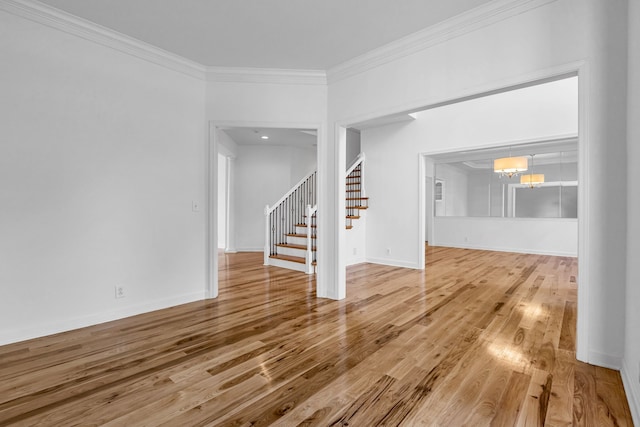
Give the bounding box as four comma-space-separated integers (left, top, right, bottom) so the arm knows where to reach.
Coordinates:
433, 217, 578, 256
0, 10, 206, 345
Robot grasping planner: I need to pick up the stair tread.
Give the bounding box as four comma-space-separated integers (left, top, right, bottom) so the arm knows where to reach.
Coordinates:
346, 225, 353, 230
270, 254, 306, 264
286, 233, 317, 238
276, 243, 317, 251
295, 223, 317, 228
346, 215, 360, 219
346, 197, 369, 200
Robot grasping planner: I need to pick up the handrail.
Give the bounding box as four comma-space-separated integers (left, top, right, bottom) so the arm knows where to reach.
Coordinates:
264, 152, 366, 270
266, 169, 316, 215
345, 153, 366, 229
264, 170, 317, 265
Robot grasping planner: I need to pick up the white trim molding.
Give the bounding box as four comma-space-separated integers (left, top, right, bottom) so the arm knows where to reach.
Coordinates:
1, 0, 329, 86
2, 0, 559, 88
207, 120, 324, 300
0, 290, 205, 346
0, 0, 206, 79
327, 0, 558, 83
366, 257, 423, 270
587, 351, 622, 371
206, 67, 327, 86
621, 359, 640, 426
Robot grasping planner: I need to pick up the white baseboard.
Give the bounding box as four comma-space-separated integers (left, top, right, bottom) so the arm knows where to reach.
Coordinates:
587, 350, 622, 370
346, 256, 367, 266
0, 290, 205, 346
366, 257, 423, 270
235, 247, 263, 252
430, 242, 577, 257
622, 359, 640, 427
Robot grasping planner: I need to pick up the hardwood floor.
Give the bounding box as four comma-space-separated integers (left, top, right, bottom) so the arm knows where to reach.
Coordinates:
0, 246, 633, 426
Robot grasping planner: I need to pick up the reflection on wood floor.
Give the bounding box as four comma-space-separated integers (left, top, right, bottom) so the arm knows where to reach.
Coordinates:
0, 246, 633, 426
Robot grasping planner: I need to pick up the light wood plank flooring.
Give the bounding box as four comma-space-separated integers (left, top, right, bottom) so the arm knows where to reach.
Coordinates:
0, 246, 633, 426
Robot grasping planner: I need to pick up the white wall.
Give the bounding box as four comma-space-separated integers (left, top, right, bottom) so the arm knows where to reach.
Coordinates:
624, 0, 640, 423
206, 81, 327, 125
234, 145, 316, 251
345, 214, 367, 266
0, 10, 206, 345
360, 77, 578, 268
433, 217, 578, 256
346, 128, 361, 167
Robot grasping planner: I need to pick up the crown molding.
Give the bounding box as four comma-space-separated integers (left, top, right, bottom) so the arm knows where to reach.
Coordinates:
2, 0, 557, 86
0, 0, 206, 80
0, 0, 326, 85
205, 67, 327, 85
327, 0, 558, 84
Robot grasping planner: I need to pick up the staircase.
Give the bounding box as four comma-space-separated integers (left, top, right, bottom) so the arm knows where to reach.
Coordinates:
264, 153, 368, 274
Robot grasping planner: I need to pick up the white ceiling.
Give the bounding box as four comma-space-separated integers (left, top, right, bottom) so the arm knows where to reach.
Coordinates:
223, 127, 316, 148
35, 0, 494, 69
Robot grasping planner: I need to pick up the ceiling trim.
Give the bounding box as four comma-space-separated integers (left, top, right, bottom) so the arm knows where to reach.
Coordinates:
1, 0, 327, 85
2, 0, 557, 86
0, 0, 207, 79
327, 0, 558, 84
206, 67, 327, 85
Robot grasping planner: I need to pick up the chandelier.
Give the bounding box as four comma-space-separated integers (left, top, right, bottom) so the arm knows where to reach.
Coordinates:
493, 149, 528, 178
520, 154, 544, 188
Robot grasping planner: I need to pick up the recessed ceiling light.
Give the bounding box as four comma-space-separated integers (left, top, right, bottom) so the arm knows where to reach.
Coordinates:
261, 135, 269, 140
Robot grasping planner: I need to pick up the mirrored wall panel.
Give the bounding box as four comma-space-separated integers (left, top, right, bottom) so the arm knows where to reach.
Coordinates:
431, 139, 578, 219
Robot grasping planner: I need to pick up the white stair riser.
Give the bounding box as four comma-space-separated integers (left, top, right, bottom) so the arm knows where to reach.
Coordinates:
287, 235, 314, 246
277, 246, 315, 258
295, 225, 316, 235
268, 257, 308, 273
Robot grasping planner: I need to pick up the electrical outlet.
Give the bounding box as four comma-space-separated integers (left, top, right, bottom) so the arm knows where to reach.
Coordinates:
192, 201, 200, 212
386, 248, 391, 255
115, 285, 125, 299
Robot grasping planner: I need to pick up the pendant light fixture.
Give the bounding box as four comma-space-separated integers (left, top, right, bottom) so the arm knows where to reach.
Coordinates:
520, 154, 545, 188
494, 147, 528, 178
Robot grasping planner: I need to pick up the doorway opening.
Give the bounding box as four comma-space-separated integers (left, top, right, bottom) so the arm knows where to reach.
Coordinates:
208, 124, 319, 298
340, 72, 585, 358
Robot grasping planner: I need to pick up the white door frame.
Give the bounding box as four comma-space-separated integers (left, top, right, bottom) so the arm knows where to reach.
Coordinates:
205, 120, 322, 299
335, 62, 588, 361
